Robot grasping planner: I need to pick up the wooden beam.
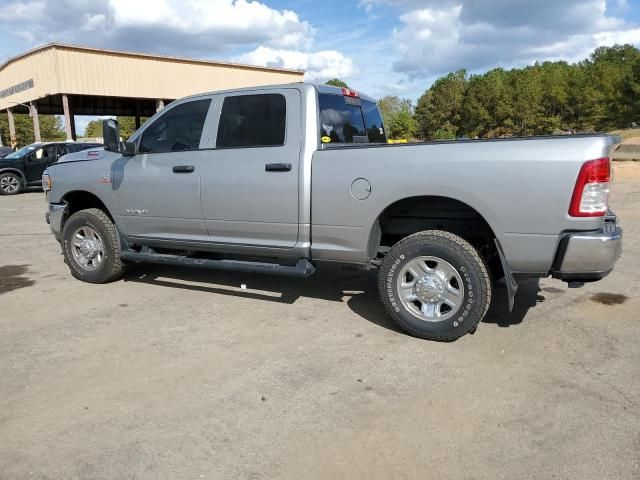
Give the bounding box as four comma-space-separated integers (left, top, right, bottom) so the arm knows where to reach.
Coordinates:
135, 99, 141, 129
62, 94, 74, 140
30, 102, 41, 142
7, 108, 16, 149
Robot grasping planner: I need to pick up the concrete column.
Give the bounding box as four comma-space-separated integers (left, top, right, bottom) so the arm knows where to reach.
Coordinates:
7, 108, 17, 149
62, 94, 76, 140
156, 99, 165, 112
30, 102, 41, 142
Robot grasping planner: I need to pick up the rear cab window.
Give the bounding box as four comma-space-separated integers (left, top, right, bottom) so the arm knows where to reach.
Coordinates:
318, 90, 386, 146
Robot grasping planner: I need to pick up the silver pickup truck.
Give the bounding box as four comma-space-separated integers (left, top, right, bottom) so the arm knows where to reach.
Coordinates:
43, 83, 622, 341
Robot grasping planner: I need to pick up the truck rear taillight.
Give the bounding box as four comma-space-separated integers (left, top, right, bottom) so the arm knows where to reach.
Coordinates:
341, 87, 359, 98
569, 157, 611, 217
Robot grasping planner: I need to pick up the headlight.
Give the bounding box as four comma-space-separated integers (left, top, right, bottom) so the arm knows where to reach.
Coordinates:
42, 173, 52, 192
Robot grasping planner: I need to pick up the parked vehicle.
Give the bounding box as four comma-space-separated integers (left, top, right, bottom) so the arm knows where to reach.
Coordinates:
42, 84, 622, 341
0, 141, 102, 195
0, 146, 13, 158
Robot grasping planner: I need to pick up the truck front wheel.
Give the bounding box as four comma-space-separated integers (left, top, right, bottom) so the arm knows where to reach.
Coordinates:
378, 230, 492, 341
61, 208, 125, 283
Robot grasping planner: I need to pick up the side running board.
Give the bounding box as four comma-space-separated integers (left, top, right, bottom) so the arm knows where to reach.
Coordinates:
120, 250, 316, 278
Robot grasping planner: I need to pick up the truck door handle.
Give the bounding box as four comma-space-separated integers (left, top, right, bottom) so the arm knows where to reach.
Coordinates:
172, 165, 195, 173
265, 163, 291, 172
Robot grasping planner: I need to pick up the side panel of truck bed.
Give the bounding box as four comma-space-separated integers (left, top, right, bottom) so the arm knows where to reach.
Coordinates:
310, 136, 614, 274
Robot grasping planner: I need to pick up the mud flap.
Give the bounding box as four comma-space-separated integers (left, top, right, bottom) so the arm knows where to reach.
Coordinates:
495, 238, 518, 312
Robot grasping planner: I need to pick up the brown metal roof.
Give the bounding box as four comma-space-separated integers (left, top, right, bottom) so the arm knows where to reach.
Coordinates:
0, 43, 303, 75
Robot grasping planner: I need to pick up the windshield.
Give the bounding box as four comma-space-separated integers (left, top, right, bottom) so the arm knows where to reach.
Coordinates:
4, 144, 40, 159
319, 93, 386, 145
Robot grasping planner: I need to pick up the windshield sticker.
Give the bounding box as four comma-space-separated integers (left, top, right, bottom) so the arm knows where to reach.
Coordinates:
321, 136, 331, 143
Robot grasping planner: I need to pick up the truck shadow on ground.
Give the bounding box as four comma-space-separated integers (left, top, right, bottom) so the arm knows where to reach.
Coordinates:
124, 264, 540, 334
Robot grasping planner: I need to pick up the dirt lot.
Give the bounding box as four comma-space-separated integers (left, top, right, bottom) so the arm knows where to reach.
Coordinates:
1, 164, 639, 480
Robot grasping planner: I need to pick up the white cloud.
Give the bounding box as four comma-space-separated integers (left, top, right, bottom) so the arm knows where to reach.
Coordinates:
363, 0, 640, 78
0, 0, 315, 54
237, 46, 357, 82
0, 0, 364, 87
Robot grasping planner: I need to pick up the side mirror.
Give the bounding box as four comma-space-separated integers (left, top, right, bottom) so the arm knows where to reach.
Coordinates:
122, 141, 136, 156
103, 119, 120, 153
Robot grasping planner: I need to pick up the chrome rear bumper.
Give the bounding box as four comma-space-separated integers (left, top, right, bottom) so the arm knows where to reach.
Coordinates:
552, 212, 622, 282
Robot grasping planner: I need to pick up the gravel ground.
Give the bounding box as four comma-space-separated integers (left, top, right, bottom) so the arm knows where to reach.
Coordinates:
1, 165, 638, 480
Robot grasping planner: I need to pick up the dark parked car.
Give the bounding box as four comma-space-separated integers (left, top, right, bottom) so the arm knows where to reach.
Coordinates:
0, 146, 13, 158
0, 141, 102, 195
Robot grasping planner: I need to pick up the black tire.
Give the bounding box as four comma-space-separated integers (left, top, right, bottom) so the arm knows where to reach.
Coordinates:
0, 172, 23, 195
62, 208, 125, 283
378, 230, 492, 341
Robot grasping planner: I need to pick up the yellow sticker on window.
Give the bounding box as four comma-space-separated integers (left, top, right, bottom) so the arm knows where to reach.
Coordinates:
321, 136, 331, 143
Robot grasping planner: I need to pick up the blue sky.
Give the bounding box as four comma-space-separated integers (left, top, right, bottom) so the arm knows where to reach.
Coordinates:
1, 0, 639, 134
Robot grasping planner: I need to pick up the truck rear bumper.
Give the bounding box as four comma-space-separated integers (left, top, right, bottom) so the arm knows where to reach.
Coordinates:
551, 212, 622, 283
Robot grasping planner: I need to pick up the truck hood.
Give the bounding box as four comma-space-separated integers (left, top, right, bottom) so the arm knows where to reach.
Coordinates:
58, 147, 106, 163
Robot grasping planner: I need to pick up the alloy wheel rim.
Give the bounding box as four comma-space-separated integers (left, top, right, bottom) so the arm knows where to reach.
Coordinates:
0, 176, 19, 193
70, 226, 105, 271
396, 255, 464, 322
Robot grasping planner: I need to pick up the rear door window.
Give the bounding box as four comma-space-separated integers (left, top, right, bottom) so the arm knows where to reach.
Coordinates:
139, 99, 211, 153
216, 94, 286, 148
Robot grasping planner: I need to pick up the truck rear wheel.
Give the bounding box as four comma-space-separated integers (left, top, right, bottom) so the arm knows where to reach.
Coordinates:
61, 208, 125, 283
378, 230, 492, 341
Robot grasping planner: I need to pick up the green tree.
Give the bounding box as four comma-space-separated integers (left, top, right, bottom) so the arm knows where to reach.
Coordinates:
325, 79, 349, 88
416, 70, 467, 139
621, 55, 640, 125
414, 44, 640, 138
84, 119, 103, 138
83, 117, 147, 139
511, 67, 544, 136
388, 104, 418, 139
377, 96, 417, 139
117, 117, 148, 139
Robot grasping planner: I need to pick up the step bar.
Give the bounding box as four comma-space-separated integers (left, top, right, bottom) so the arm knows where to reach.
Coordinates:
120, 250, 316, 278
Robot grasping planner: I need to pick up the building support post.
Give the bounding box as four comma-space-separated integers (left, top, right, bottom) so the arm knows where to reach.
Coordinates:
62, 94, 76, 141
156, 99, 164, 112
30, 102, 41, 142
7, 108, 17, 149
135, 99, 141, 129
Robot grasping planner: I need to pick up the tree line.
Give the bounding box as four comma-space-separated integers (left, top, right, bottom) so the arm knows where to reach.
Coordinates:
84, 117, 143, 140
0, 114, 65, 147
2, 45, 638, 148
372, 44, 640, 140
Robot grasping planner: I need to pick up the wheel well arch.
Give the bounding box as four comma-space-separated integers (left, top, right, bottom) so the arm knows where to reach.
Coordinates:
0, 168, 26, 181
62, 190, 113, 221
368, 195, 503, 278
